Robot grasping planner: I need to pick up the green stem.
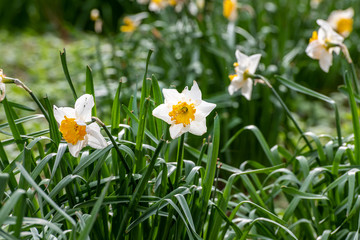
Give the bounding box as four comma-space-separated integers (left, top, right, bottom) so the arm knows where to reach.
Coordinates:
174, 134, 185, 187
254, 75, 313, 151
92, 117, 131, 173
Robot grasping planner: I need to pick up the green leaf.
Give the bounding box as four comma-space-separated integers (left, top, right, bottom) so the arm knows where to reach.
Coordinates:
86, 65, 97, 116
78, 181, 110, 240
0, 189, 25, 226
16, 163, 76, 227
281, 186, 329, 200
0, 173, 9, 201
60, 48, 77, 101
111, 81, 122, 135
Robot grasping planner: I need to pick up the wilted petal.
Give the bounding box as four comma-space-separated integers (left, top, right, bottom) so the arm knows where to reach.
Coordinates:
86, 122, 108, 149
75, 94, 94, 122
241, 79, 253, 100
169, 124, 185, 139
152, 104, 172, 124
248, 54, 261, 74
68, 140, 87, 157
196, 100, 216, 117
53, 106, 76, 124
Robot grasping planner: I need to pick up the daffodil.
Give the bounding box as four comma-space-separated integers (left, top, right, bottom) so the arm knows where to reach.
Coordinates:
306, 19, 344, 72
120, 17, 137, 33
223, 0, 237, 21
152, 81, 216, 139
327, 8, 354, 37
53, 94, 108, 157
0, 69, 5, 102
228, 50, 261, 100
149, 0, 168, 12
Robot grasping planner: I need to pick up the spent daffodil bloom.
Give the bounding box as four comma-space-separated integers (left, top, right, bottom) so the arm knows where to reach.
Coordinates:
0, 69, 5, 102
327, 8, 354, 37
223, 0, 237, 21
53, 94, 108, 157
228, 50, 261, 100
306, 19, 344, 72
152, 81, 216, 139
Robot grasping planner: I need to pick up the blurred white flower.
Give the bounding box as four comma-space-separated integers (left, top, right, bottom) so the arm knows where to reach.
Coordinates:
149, 0, 169, 12
53, 94, 108, 157
306, 19, 344, 72
90, 9, 100, 21
120, 13, 148, 33
228, 50, 261, 100
327, 8, 354, 37
152, 81, 216, 139
0, 69, 5, 102
223, 0, 237, 21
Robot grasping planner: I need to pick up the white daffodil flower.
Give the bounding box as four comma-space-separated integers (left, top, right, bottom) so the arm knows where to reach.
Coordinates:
223, 0, 237, 21
0, 69, 5, 102
149, 0, 168, 12
152, 81, 216, 139
305, 19, 344, 72
53, 94, 108, 157
228, 50, 261, 100
328, 8, 354, 37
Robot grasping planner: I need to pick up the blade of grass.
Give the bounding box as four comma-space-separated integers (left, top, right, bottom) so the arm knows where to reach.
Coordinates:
60, 48, 77, 101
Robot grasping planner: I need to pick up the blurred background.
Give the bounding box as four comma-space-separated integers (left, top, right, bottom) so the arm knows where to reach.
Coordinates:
0, 0, 359, 165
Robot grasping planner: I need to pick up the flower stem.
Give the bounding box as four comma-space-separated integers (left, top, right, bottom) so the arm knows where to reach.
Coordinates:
91, 117, 131, 173
254, 74, 313, 151
5, 77, 50, 122
174, 133, 185, 187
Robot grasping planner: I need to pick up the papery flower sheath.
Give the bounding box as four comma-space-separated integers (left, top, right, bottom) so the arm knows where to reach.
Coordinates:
53, 94, 108, 157
327, 8, 354, 37
152, 81, 216, 139
0, 69, 5, 102
228, 50, 261, 100
305, 19, 344, 72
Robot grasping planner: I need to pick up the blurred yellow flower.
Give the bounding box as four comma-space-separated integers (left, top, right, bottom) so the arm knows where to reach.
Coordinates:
90, 9, 100, 21
121, 17, 137, 33
327, 8, 354, 37
223, 0, 237, 21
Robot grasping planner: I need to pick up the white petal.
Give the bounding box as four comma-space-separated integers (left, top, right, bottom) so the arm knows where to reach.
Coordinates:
169, 124, 187, 139
196, 100, 216, 118
228, 78, 243, 95
0, 83, 5, 102
188, 81, 202, 100
86, 122, 108, 149
241, 79, 253, 100
68, 140, 87, 157
53, 106, 76, 124
152, 104, 172, 124
163, 88, 182, 104
189, 118, 207, 136
318, 51, 333, 72
306, 41, 326, 60
235, 50, 249, 71
75, 94, 94, 122
248, 54, 261, 74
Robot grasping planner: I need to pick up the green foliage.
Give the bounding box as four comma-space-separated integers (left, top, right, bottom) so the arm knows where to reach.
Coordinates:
2, 0, 360, 239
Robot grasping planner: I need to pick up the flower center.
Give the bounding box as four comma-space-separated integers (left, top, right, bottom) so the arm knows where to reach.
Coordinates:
337, 18, 353, 35
223, 0, 236, 19
59, 116, 87, 145
309, 31, 318, 43
169, 101, 196, 126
